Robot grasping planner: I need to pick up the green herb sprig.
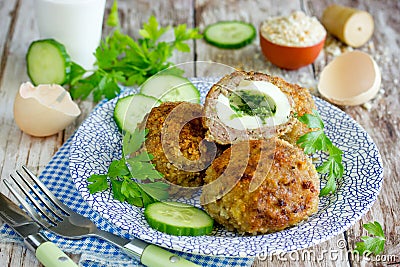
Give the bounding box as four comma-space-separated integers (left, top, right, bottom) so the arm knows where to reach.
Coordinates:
229, 90, 277, 123
297, 110, 344, 196
354, 221, 386, 256
69, 0, 202, 102
87, 128, 169, 207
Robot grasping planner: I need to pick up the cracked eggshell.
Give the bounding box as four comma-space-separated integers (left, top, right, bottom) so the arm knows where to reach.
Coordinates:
318, 50, 381, 106
14, 82, 81, 137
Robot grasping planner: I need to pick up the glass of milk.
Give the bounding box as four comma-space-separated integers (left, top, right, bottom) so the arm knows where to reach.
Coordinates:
34, 0, 106, 70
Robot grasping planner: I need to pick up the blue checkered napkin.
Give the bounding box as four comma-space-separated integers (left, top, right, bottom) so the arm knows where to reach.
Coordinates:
0, 134, 254, 267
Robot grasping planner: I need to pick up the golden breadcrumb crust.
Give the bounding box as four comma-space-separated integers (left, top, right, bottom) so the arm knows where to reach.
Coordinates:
201, 138, 319, 235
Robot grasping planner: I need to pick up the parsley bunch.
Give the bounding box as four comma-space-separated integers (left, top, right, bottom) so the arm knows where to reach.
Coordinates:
297, 110, 344, 196
87, 129, 169, 207
354, 221, 386, 256
69, 0, 202, 101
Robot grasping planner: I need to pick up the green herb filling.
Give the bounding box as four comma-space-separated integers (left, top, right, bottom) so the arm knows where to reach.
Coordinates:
229, 90, 277, 123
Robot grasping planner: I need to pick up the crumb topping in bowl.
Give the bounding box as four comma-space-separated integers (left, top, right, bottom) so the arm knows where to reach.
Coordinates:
261, 11, 326, 47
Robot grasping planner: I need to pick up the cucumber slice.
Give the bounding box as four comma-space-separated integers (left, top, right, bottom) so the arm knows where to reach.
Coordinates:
144, 201, 214, 236
114, 94, 161, 133
26, 39, 71, 85
140, 74, 200, 104
204, 21, 256, 49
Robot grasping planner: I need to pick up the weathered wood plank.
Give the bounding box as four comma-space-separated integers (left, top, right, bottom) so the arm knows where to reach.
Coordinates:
0, 0, 195, 266
114, 0, 196, 76
309, 0, 400, 266
0, 0, 65, 266
0, 245, 39, 266
0, 0, 18, 83
65, 0, 198, 143
253, 235, 350, 267
0, 0, 398, 266
194, 1, 346, 266
194, 0, 316, 89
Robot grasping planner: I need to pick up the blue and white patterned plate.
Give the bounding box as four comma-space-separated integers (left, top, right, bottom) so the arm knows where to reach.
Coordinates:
69, 78, 383, 257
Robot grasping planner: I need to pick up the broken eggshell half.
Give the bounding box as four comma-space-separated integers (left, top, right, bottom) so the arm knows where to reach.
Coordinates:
14, 82, 81, 137
318, 50, 381, 106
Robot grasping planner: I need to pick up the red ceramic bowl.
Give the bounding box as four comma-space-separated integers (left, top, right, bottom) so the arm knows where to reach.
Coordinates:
259, 30, 325, 70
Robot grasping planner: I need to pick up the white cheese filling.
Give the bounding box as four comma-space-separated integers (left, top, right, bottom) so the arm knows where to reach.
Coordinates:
215, 80, 291, 130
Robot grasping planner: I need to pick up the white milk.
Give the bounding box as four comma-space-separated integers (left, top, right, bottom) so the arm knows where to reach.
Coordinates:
35, 0, 106, 70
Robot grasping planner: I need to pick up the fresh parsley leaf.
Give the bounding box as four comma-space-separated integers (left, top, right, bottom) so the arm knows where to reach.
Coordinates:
126, 157, 163, 181
174, 24, 203, 44
297, 110, 325, 129
318, 175, 336, 196
127, 196, 147, 207
87, 174, 109, 194
134, 151, 154, 162
69, 1, 202, 101
106, 0, 120, 28
140, 190, 156, 207
86, 127, 169, 207
122, 128, 148, 155
354, 241, 369, 256
94, 39, 122, 70
93, 70, 125, 101
297, 110, 344, 196
121, 178, 141, 198
363, 221, 385, 238
354, 221, 386, 256
69, 62, 86, 85
139, 182, 170, 203
316, 153, 344, 178
110, 178, 125, 202
139, 15, 169, 42
108, 158, 130, 178
119, 178, 159, 207
357, 236, 385, 256
297, 129, 331, 154
69, 71, 102, 100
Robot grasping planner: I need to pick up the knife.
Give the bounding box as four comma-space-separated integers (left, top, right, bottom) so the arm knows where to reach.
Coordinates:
0, 193, 77, 267
3, 169, 202, 267
94, 231, 202, 267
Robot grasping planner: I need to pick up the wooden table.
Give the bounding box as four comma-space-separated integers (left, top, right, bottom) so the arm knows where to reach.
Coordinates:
0, 0, 398, 266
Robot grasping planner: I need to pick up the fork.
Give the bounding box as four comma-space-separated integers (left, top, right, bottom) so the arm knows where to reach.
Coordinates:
4, 166, 200, 267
